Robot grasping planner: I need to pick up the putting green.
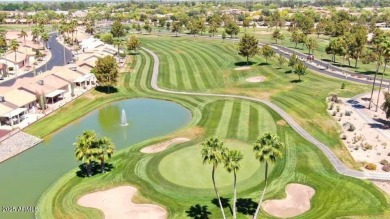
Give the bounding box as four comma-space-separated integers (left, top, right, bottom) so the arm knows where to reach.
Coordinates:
158, 139, 269, 189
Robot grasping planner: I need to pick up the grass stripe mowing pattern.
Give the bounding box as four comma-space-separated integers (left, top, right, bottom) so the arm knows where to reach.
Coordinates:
214, 101, 234, 138
237, 101, 250, 140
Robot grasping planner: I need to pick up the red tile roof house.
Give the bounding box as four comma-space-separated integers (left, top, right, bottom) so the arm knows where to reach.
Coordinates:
0, 89, 36, 127
20, 74, 71, 105
0, 51, 27, 75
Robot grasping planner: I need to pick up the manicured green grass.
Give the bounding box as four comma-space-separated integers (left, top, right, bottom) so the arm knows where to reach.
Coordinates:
142, 36, 369, 167
35, 37, 390, 219
158, 139, 264, 189
240, 27, 390, 78
0, 24, 53, 32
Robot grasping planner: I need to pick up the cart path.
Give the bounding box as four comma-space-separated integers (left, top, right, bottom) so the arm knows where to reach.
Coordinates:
143, 47, 390, 180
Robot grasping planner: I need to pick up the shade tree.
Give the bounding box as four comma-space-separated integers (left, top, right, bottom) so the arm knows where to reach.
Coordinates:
238, 34, 260, 64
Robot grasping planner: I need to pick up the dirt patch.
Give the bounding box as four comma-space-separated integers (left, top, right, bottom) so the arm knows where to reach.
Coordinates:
276, 120, 287, 126
141, 138, 191, 153
327, 93, 390, 172
262, 183, 315, 218
78, 186, 167, 219
372, 180, 390, 197
246, 76, 266, 83
234, 66, 251, 71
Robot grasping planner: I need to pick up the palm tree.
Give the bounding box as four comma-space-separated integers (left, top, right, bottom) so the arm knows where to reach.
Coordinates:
32, 27, 40, 43
223, 149, 243, 219
59, 24, 67, 65
95, 137, 115, 173
0, 34, 6, 77
20, 29, 27, 46
74, 130, 98, 177
41, 31, 50, 71
10, 39, 19, 77
369, 34, 387, 109
375, 39, 390, 111
201, 137, 227, 219
0, 34, 7, 55
252, 133, 284, 219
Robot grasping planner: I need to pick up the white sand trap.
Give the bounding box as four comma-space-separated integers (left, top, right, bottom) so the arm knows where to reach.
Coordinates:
246, 76, 266, 83
141, 138, 190, 153
263, 183, 315, 218
234, 66, 251, 71
78, 186, 167, 219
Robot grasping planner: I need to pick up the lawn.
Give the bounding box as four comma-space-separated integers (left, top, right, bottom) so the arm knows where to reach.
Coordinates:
240, 27, 390, 78
142, 36, 369, 167
158, 26, 389, 79
35, 37, 390, 218
0, 24, 53, 32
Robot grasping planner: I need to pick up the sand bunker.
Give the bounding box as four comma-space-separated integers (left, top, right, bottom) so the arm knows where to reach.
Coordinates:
263, 183, 315, 218
78, 186, 167, 219
234, 66, 251, 71
141, 138, 190, 153
276, 120, 287, 126
246, 76, 266, 83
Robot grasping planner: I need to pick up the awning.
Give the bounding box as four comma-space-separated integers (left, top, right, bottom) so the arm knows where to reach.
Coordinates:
2, 107, 27, 118
46, 89, 66, 98
74, 77, 85, 83
74, 73, 94, 83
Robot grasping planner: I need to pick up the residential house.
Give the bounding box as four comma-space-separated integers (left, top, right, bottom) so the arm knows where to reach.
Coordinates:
0, 51, 27, 74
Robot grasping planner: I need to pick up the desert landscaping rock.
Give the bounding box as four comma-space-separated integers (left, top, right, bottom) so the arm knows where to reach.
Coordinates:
0, 132, 42, 163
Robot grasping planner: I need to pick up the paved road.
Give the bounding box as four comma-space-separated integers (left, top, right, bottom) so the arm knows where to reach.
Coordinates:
0, 33, 73, 86
269, 43, 386, 86
144, 47, 390, 180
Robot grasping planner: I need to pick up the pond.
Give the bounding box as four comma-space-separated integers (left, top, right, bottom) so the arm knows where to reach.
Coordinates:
0, 98, 191, 219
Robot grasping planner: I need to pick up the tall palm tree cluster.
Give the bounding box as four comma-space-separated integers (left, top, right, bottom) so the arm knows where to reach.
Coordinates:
368, 31, 390, 112
201, 133, 284, 219
59, 20, 78, 46
74, 130, 115, 177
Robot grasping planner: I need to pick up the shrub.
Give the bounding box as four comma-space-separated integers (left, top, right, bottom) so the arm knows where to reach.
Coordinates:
382, 165, 390, 172
339, 113, 343, 117
8, 67, 13, 71
336, 105, 340, 112
330, 93, 338, 102
361, 143, 373, 151
348, 124, 355, 132
341, 82, 345, 89
352, 135, 365, 143
365, 163, 377, 170
345, 111, 352, 116
380, 159, 388, 165
328, 103, 334, 110
332, 111, 336, 116
340, 134, 347, 140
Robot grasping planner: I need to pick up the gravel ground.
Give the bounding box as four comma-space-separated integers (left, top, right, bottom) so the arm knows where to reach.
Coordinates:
0, 131, 42, 163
